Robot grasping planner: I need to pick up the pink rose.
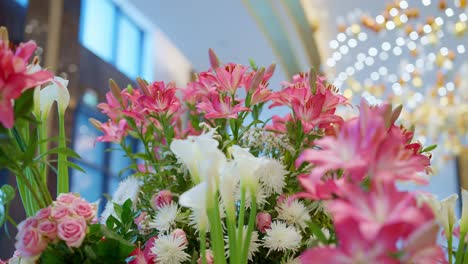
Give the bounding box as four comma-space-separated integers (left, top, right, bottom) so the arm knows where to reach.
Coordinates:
72, 199, 96, 220
152, 190, 173, 209
38, 219, 57, 240
256, 212, 272, 233
35, 207, 52, 220
17, 218, 38, 230
15, 227, 47, 257
57, 217, 87, 248
51, 204, 71, 221
172, 229, 188, 246
57, 193, 78, 205
197, 250, 214, 264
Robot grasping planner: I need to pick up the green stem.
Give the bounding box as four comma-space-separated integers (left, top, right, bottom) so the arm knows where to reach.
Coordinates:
207, 192, 226, 264
463, 243, 468, 264
31, 165, 53, 205
225, 207, 238, 263
237, 186, 247, 256
241, 188, 257, 263
57, 111, 68, 195
200, 230, 207, 264
38, 117, 48, 184
449, 232, 454, 264
456, 232, 466, 264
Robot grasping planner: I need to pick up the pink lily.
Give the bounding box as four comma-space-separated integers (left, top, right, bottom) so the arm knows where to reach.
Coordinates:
95, 119, 128, 143
196, 93, 250, 119
214, 63, 247, 95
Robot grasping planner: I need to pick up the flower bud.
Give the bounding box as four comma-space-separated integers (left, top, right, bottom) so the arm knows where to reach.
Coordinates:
197, 250, 214, 264
256, 211, 272, 233
152, 190, 173, 210
172, 228, 188, 246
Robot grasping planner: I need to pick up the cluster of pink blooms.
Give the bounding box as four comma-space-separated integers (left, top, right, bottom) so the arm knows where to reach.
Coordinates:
14, 193, 97, 259
296, 100, 446, 263
0, 40, 52, 128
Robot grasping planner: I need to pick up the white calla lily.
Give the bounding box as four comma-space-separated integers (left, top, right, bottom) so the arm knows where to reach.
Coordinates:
437, 194, 458, 238
460, 189, 468, 233
230, 145, 262, 190
170, 128, 225, 183
34, 76, 70, 118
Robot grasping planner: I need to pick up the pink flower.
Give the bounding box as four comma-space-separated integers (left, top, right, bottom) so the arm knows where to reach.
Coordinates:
0, 40, 53, 128
57, 216, 87, 248
17, 217, 38, 230
143, 236, 158, 263
134, 212, 147, 231
97, 91, 125, 121
256, 212, 272, 233
56, 193, 78, 205
300, 219, 399, 264
292, 173, 346, 200
15, 227, 47, 257
197, 250, 214, 264
196, 93, 250, 119
35, 207, 52, 220
183, 72, 217, 104
401, 221, 447, 264
51, 204, 71, 221
72, 199, 96, 220
327, 183, 434, 240
152, 190, 173, 209
37, 219, 57, 240
96, 119, 128, 143
265, 114, 291, 133
250, 86, 273, 106
138, 81, 181, 117
214, 63, 247, 94
128, 246, 146, 264
172, 229, 188, 246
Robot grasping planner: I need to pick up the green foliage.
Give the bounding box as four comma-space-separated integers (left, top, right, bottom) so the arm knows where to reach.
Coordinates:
0, 184, 15, 226
106, 199, 140, 243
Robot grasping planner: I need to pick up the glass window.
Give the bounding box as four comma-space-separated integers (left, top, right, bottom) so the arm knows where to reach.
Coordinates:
71, 163, 103, 202
110, 142, 133, 176
141, 34, 154, 81
74, 113, 105, 165
80, 0, 116, 62
15, 0, 29, 7
115, 15, 140, 78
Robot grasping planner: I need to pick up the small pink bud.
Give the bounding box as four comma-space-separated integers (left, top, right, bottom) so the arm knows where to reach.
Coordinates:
152, 190, 173, 209
172, 228, 188, 246
256, 212, 272, 233
197, 250, 214, 264
134, 212, 147, 230
276, 194, 286, 205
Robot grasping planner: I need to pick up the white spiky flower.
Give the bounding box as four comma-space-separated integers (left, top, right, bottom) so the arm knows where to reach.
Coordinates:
276, 200, 311, 229
149, 202, 180, 232
257, 158, 287, 196
263, 221, 302, 253
101, 176, 141, 223
151, 234, 190, 264
283, 256, 301, 264
224, 225, 260, 261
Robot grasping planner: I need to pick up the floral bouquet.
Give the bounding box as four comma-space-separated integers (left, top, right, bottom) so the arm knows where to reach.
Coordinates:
1, 27, 467, 264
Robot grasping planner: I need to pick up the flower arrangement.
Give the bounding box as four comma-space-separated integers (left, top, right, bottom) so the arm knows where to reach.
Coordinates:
0, 27, 467, 264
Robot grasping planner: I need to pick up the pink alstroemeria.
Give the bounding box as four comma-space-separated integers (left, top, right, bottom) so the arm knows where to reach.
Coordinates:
196, 93, 250, 119
183, 71, 217, 104
214, 63, 247, 95
250, 86, 273, 106
326, 183, 435, 240
138, 81, 181, 117
0, 40, 53, 128
97, 91, 125, 121
291, 96, 344, 133
292, 173, 347, 201
96, 119, 128, 143
300, 219, 400, 264
265, 114, 292, 133
401, 221, 447, 264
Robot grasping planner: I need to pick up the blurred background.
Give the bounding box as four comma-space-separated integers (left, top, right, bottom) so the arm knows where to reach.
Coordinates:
0, 0, 466, 257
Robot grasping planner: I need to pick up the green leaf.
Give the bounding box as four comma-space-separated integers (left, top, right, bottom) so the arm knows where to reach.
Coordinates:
63, 161, 86, 173
421, 144, 437, 153
14, 89, 35, 117
309, 67, 317, 95
35, 147, 81, 161
306, 221, 329, 243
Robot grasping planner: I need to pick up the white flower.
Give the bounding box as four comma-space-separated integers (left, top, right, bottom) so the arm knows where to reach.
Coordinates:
100, 176, 141, 223
257, 158, 287, 196
220, 161, 240, 213
188, 208, 209, 232
149, 202, 180, 232
276, 200, 311, 229
438, 194, 458, 237
151, 234, 190, 264
229, 145, 262, 190
34, 76, 70, 118
282, 257, 301, 264
460, 189, 468, 233
263, 221, 302, 253
170, 128, 226, 183
224, 225, 260, 261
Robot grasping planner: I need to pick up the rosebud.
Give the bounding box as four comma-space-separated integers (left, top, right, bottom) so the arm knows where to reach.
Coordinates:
134, 212, 147, 230
152, 190, 173, 209
197, 250, 214, 264
256, 212, 272, 233
172, 228, 188, 246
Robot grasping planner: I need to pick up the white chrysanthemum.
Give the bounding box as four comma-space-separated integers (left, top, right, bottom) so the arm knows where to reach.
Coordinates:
276, 200, 311, 229
188, 204, 225, 232
151, 234, 190, 264
257, 158, 287, 196
149, 202, 180, 232
282, 257, 301, 264
101, 176, 141, 223
263, 221, 302, 253
224, 225, 260, 261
